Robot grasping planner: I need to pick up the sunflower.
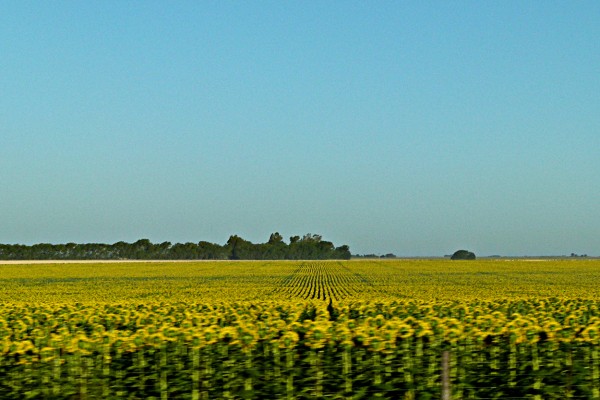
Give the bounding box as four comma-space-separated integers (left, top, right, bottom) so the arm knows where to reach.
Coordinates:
397, 324, 414, 340
443, 328, 462, 344
580, 324, 599, 343
304, 326, 328, 350
278, 330, 300, 350
219, 326, 239, 344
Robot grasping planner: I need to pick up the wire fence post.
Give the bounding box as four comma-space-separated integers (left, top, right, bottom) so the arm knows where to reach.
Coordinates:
442, 350, 451, 400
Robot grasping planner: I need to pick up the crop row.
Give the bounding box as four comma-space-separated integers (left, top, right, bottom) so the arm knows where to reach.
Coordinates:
4, 260, 600, 304
273, 262, 365, 301
3, 260, 600, 398
2, 299, 600, 398
4, 337, 600, 399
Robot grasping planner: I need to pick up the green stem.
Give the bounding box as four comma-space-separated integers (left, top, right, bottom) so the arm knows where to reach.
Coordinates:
343, 347, 352, 399
286, 349, 294, 400
160, 345, 168, 400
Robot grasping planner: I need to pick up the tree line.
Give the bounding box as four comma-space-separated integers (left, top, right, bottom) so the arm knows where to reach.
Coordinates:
0, 233, 351, 260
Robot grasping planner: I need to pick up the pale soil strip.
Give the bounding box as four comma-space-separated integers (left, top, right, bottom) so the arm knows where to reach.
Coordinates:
0, 259, 229, 265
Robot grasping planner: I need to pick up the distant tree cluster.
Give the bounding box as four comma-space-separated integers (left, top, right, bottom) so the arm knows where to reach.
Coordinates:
570, 253, 588, 258
353, 253, 397, 259
451, 250, 476, 260
0, 233, 351, 260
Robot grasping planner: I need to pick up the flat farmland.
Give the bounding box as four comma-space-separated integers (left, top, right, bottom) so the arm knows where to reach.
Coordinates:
2, 259, 600, 399
3, 259, 600, 303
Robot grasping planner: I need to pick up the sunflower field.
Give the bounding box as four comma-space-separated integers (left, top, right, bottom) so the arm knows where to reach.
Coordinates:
1, 259, 600, 399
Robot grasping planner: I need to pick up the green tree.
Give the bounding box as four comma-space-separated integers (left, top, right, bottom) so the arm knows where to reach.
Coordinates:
226, 235, 255, 260
335, 245, 352, 260
451, 250, 476, 260
268, 232, 284, 244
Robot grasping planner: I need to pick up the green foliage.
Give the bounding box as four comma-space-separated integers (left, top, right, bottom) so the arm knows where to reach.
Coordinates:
0, 233, 351, 260
3, 260, 600, 398
2, 335, 599, 399
451, 250, 476, 260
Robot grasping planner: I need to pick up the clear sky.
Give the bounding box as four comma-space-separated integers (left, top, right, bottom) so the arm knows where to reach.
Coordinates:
1, 2, 599, 256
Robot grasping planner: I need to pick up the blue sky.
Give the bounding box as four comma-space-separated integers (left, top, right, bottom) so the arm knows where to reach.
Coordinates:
1, 2, 599, 256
